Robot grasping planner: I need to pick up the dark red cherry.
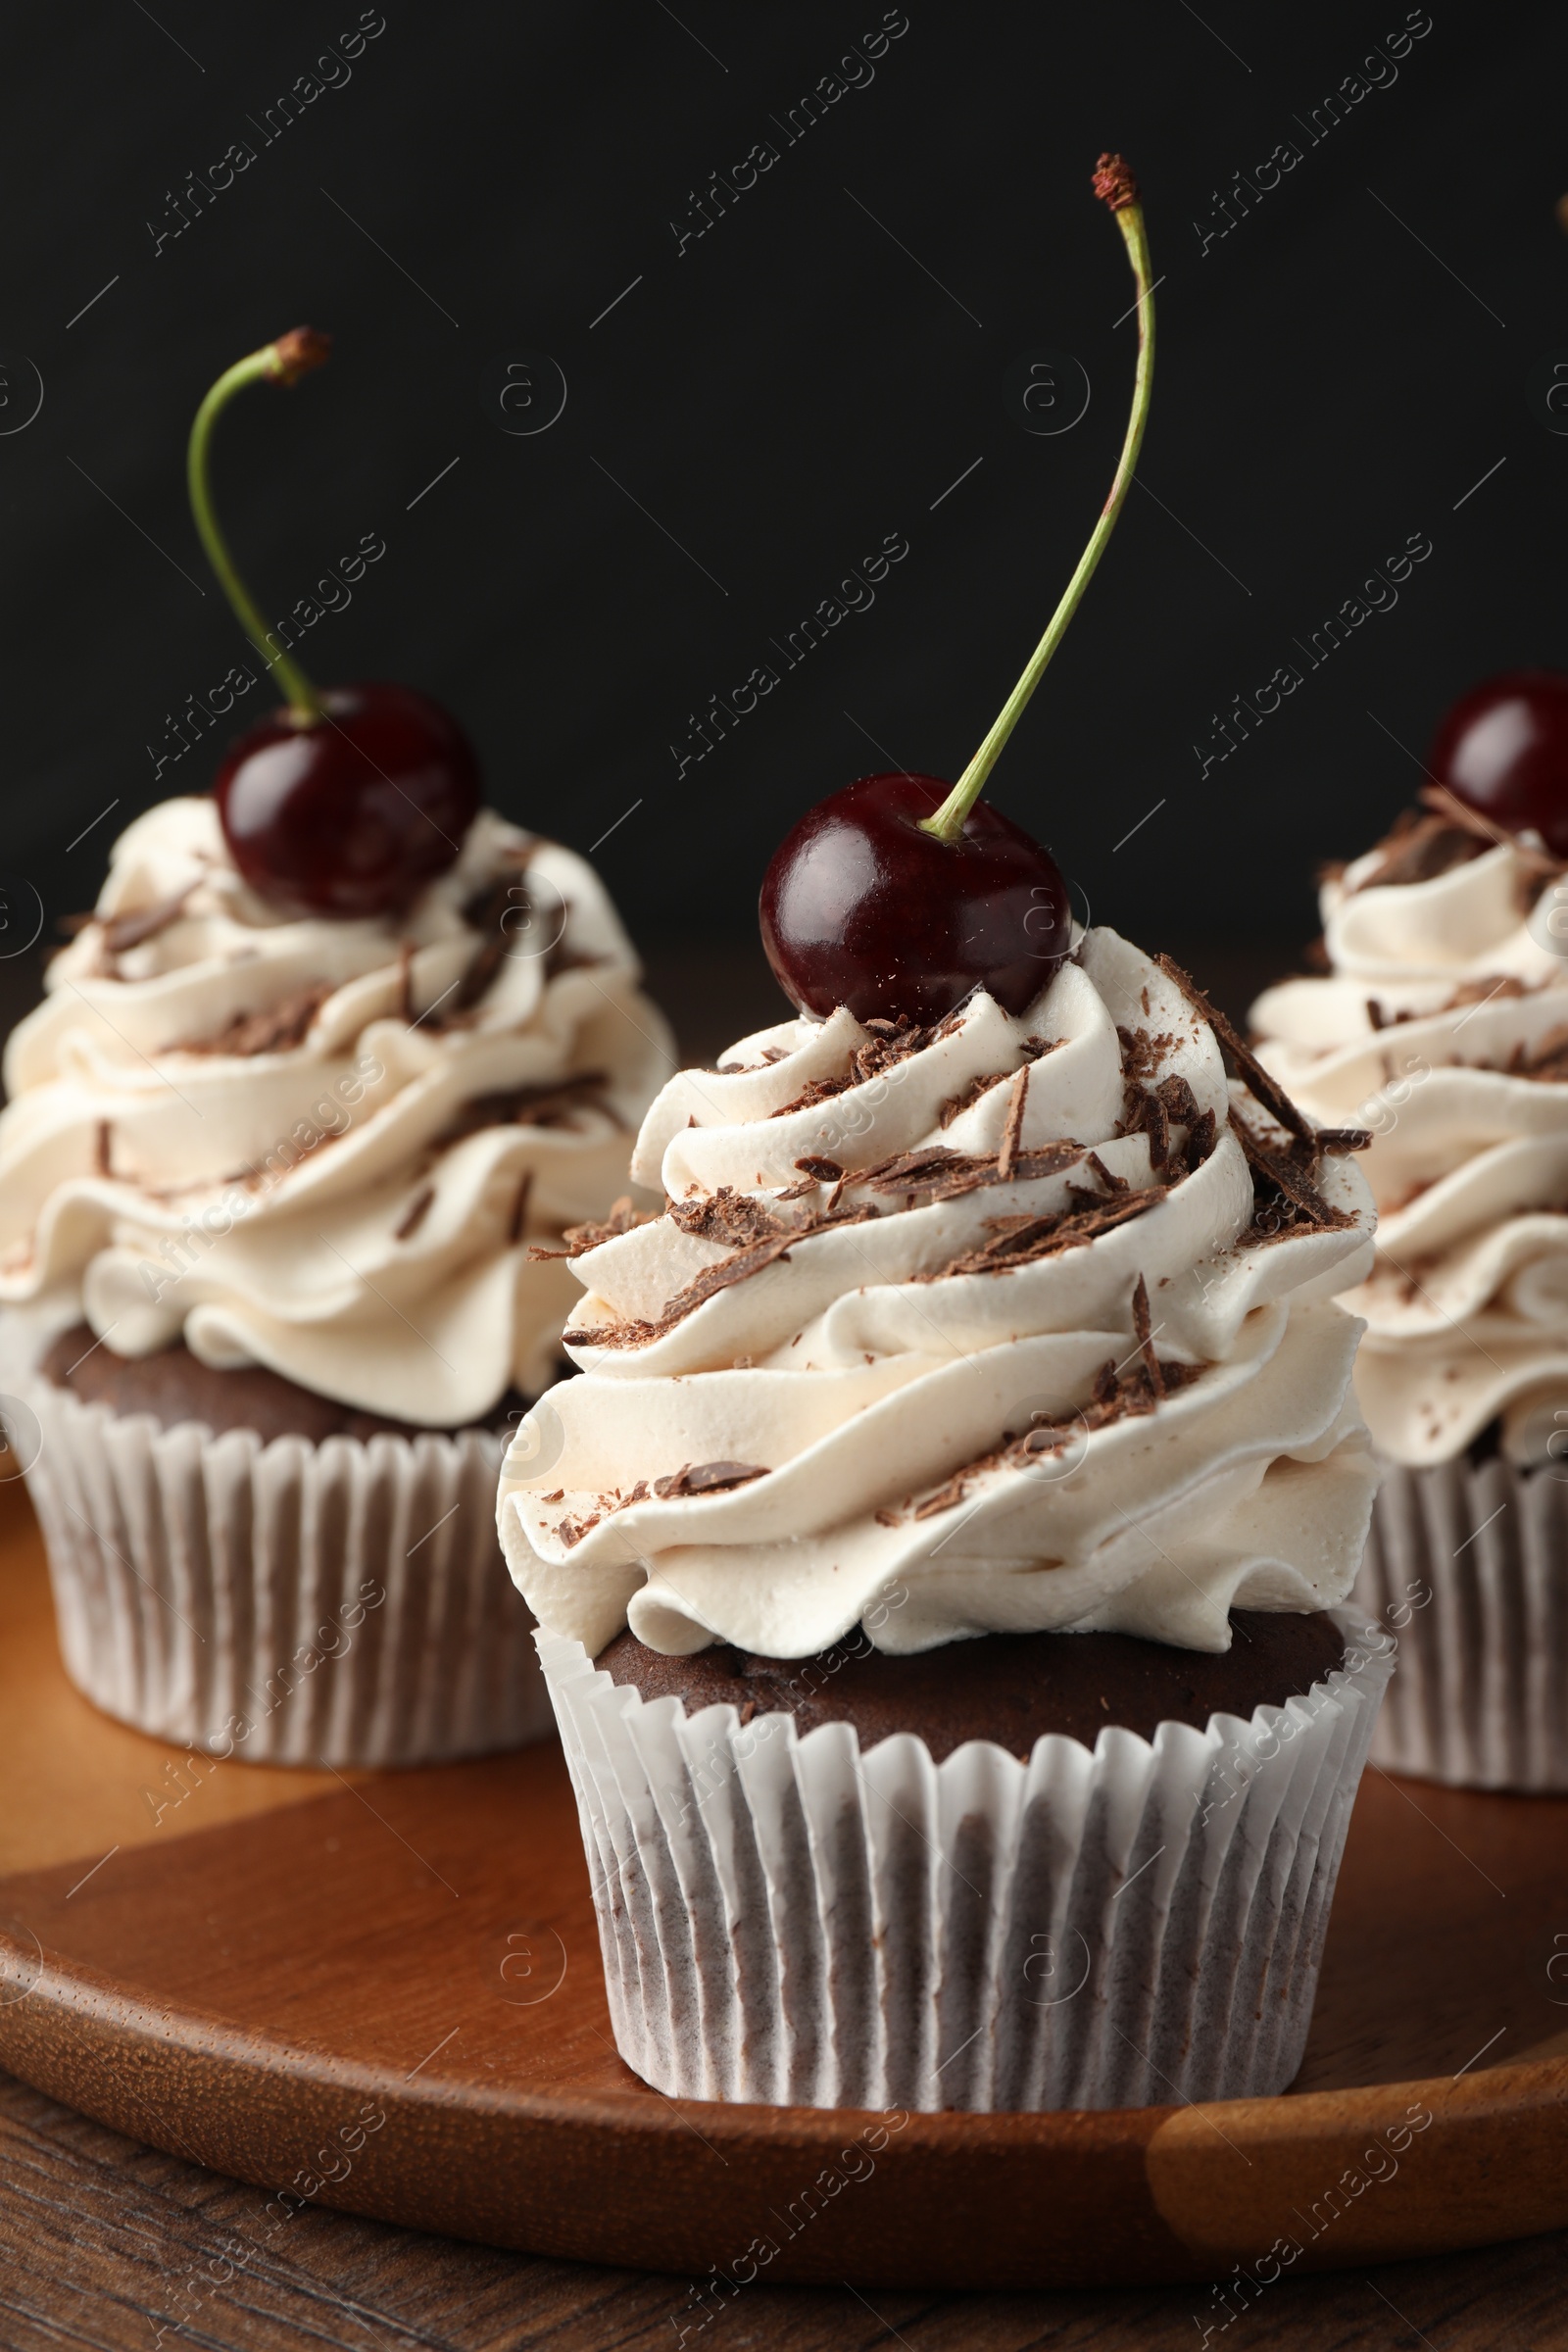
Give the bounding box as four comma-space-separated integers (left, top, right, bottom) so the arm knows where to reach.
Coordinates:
760, 772, 1070, 1024
1430, 669, 1568, 857
215, 681, 480, 918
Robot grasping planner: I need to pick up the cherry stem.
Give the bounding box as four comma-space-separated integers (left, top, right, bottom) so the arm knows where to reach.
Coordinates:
186, 327, 332, 724
921, 163, 1154, 844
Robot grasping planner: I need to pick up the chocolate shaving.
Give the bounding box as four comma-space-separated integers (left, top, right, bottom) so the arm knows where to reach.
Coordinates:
1446, 974, 1530, 1011
1117, 1027, 1177, 1085
1314, 1128, 1373, 1152
939, 1070, 1006, 1129
394, 1184, 435, 1240
668, 1186, 785, 1248
1133, 1086, 1170, 1171
1506, 1023, 1568, 1083
95, 1120, 114, 1178
652, 1460, 768, 1499
556, 1512, 601, 1549
856, 1141, 1084, 1208
437, 1072, 614, 1147
917, 1185, 1166, 1283
936, 1046, 1054, 1133
768, 1016, 951, 1119
1183, 1109, 1218, 1167
717, 1047, 789, 1073
1083, 1151, 1129, 1195
449, 877, 514, 1013
530, 1196, 645, 1260
508, 1170, 533, 1245
769, 1074, 854, 1118
1419, 781, 1562, 875
997, 1064, 1029, 1182
1229, 1107, 1349, 1234
543, 939, 603, 983
1131, 1272, 1164, 1397
173, 982, 334, 1057
1348, 808, 1491, 894
102, 886, 196, 956
1155, 1072, 1200, 1128
906, 1353, 1206, 1521
1344, 790, 1564, 899
1154, 953, 1315, 1145
794, 1155, 844, 1183
569, 1201, 878, 1348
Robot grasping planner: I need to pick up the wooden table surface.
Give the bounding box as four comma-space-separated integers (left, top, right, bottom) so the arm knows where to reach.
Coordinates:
4, 2066, 1567, 2350
6, 940, 1568, 2346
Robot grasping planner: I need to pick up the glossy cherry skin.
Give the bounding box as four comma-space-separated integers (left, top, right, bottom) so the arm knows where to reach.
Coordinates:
1430, 669, 1568, 857
215, 681, 481, 917
760, 772, 1071, 1024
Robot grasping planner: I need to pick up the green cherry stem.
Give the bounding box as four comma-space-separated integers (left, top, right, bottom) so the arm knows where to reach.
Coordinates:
186, 326, 332, 724
921, 154, 1154, 844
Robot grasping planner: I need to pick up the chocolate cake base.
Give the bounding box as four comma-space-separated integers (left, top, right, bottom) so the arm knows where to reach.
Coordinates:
39, 1324, 533, 1446
595, 1610, 1348, 1761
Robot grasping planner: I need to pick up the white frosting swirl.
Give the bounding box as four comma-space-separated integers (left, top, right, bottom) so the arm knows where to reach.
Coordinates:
498, 927, 1377, 1658
1252, 837, 1568, 1466
0, 797, 674, 1423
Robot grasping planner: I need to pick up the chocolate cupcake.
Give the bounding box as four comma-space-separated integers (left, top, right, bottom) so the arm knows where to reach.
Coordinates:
500, 928, 1392, 2109
1252, 801, 1568, 1788
0, 795, 674, 1764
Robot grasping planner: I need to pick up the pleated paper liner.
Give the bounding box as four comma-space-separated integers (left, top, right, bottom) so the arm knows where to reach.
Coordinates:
18, 1374, 551, 1767
1357, 1452, 1568, 1790
537, 1606, 1392, 2113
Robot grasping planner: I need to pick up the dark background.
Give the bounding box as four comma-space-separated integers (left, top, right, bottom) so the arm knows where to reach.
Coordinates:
1, 0, 1563, 1051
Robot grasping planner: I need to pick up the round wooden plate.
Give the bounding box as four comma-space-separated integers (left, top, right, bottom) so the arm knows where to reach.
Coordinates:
1, 1481, 1566, 2291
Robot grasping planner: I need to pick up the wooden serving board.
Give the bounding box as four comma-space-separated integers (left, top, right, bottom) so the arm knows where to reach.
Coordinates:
2, 1478, 1567, 2292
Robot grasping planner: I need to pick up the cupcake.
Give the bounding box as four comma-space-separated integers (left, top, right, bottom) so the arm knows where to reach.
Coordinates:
1251, 778, 1568, 1788
0, 793, 674, 1762
499, 927, 1390, 2109
498, 148, 1390, 2116
0, 321, 676, 1764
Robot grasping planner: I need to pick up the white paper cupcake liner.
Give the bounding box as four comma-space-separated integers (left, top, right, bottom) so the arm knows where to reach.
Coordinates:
535, 1608, 1392, 2113
1355, 1452, 1568, 1789
14, 1371, 552, 1767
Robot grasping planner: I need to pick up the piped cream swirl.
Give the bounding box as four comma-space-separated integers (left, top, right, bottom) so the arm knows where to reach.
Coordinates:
498, 928, 1376, 1658
0, 797, 674, 1422
1252, 837, 1568, 1465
